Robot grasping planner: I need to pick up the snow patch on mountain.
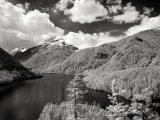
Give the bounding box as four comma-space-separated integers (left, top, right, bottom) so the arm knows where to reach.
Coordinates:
10, 47, 26, 54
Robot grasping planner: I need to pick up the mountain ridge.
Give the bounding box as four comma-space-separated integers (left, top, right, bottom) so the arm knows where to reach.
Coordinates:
12, 28, 160, 74
48, 28, 160, 73
11, 41, 78, 73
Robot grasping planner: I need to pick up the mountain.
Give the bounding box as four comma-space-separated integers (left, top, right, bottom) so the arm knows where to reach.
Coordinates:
51, 28, 160, 73
0, 47, 39, 84
84, 28, 160, 99
11, 40, 78, 73
10, 28, 160, 98
48, 28, 160, 99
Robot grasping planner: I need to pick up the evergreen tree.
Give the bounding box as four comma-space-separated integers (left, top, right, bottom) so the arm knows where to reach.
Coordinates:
106, 78, 129, 120
128, 87, 160, 120
107, 78, 160, 120
66, 74, 85, 120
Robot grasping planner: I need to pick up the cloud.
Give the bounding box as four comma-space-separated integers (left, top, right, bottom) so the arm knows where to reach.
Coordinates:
142, 7, 154, 16
56, 0, 154, 25
111, 3, 154, 24
107, 0, 122, 14
125, 15, 160, 36
107, 0, 122, 5
113, 3, 140, 23
64, 31, 121, 49
108, 5, 122, 14
0, 29, 38, 51
0, 0, 64, 50
57, 0, 109, 24
56, 0, 74, 11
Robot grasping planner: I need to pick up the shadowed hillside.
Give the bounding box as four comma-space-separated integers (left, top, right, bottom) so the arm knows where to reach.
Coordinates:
0, 47, 39, 83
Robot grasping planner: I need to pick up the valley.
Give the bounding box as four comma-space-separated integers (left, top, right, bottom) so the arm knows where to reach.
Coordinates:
1, 0, 160, 118
1, 28, 160, 120
11, 28, 160, 100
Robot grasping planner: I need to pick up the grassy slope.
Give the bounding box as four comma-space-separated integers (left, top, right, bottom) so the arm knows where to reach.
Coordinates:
0, 47, 39, 83
12, 43, 76, 73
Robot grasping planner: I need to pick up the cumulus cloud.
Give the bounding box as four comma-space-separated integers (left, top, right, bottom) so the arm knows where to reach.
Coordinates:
56, 0, 154, 25
56, 0, 109, 24
64, 31, 121, 49
0, 29, 38, 51
113, 3, 140, 23
107, 0, 122, 14
109, 2, 154, 24
56, 0, 74, 11
125, 15, 160, 36
142, 7, 154, 16
0, 0, 64, 50
108, 5, 122, 14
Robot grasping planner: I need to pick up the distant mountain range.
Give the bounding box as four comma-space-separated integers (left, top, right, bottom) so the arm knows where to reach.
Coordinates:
11, 28, 160, 99
0, 47, 39, 84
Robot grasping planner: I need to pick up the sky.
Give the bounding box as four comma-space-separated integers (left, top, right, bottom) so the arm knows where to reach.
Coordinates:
0, 0, 160, 51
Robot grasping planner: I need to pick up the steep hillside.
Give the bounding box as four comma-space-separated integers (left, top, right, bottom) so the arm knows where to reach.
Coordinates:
12, 41, 78, 73
95, 28, 160, 72
0, 47, 39, 84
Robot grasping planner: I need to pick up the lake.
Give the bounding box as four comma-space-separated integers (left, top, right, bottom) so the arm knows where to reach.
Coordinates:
0, 74, 129, 120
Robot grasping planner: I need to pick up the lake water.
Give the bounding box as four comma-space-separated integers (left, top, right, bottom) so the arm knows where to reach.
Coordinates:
0, 74, 129, 120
